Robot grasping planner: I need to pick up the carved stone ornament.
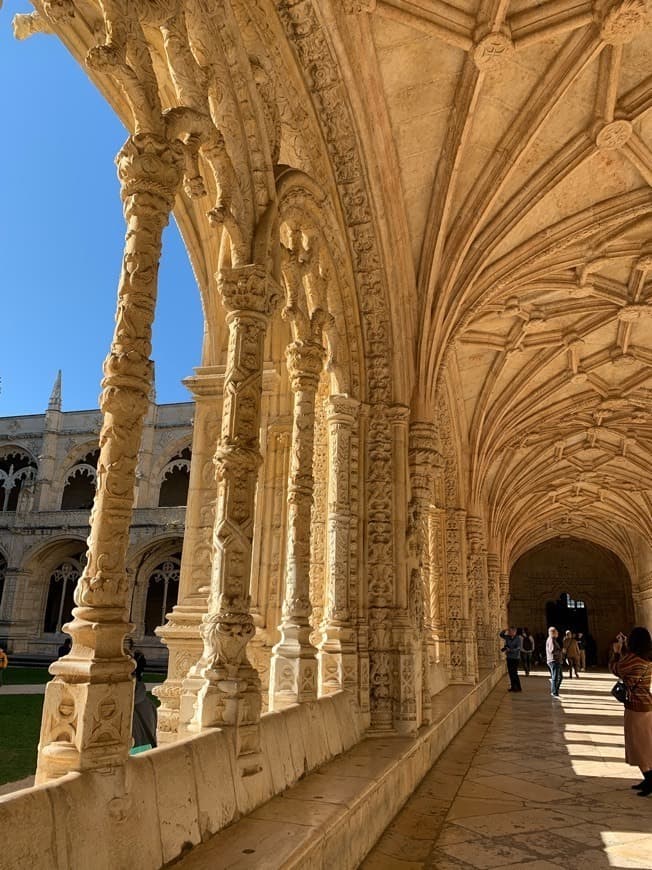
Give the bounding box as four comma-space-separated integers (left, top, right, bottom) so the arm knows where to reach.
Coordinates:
599, 0, 648, 44
595, 120, 633, 150
473, 32, 514, 70
342, 0, 377, 12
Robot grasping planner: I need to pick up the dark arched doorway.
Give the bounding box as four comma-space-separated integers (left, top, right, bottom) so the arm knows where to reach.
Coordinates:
509, 537, 634, 665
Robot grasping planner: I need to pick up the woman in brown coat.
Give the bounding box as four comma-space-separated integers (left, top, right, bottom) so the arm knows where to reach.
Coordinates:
562, 630, 581, 678
611, 627, 652, 795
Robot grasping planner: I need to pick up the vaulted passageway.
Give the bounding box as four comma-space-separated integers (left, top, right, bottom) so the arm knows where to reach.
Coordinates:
509, 537, 635, 665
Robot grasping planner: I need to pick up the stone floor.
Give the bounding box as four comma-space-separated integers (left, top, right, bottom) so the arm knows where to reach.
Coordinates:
363, 669, 652, 869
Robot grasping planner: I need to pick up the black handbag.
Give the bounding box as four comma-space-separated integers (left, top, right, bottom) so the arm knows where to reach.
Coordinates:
611, 680, 628, 703
611, 665, 650, 704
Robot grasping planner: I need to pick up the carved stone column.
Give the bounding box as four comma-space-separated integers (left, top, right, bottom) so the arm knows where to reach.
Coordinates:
269, 339, 324, 709
500, 571, 510, 623
487, 553, 502, 663
318, 394, 360, 696
189, 265, 279, 776
389, 405, 421, 734
154, 366, 223, 743
407, 420, 440, 725
446, 509, 478, 684
428, 505, 449, 669
467, 517, 492, 671
36, 133, 184, 783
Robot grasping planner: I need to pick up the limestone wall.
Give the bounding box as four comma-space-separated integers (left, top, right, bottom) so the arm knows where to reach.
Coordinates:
0, 691, 362, 870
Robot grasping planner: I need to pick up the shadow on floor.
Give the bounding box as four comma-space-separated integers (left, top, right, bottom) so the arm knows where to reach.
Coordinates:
362, 670, 652, 869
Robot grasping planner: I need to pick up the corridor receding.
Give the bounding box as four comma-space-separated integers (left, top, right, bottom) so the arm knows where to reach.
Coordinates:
364, 672, 652, 869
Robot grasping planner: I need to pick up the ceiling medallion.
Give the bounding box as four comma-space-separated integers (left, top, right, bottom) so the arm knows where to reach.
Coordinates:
473, 32, 514, 70
595, 119, 633, 150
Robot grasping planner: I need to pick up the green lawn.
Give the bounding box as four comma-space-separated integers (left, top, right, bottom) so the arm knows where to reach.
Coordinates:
3, 667, 164, 685
0, 695, 42, 785
0, 688, 161, 787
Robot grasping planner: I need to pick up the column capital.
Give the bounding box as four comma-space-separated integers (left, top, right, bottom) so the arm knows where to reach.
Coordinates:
285, 339, 325, 391
117, 133, 184, 208
217, 265, 281, 318
325, 394, 360, 423
387, 403, 410, 425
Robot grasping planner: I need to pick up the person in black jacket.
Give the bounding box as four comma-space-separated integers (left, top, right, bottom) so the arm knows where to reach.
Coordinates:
500, 627, 523, 692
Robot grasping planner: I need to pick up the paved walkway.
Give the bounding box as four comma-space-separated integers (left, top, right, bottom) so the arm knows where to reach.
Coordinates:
363, 670, 652, 869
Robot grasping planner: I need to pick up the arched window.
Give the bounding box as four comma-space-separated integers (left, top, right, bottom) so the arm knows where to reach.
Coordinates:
61, 450, 100, 510
43, 555, 84, 633
158, 447, 191, 507
144, 556, 181, 635
0, 553, 7, 611
0, 450, 37, 511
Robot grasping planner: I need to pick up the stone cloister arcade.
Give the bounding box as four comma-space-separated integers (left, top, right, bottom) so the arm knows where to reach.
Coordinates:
2, 0, 651, 867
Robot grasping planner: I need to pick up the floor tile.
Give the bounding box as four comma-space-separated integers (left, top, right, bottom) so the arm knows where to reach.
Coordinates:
363, 671, 652, 870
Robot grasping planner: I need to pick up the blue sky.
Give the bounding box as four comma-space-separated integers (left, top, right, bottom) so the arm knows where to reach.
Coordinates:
0, 1, 204, 415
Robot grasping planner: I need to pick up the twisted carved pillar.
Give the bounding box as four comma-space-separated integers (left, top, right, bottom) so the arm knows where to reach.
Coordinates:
269, 339, 324, 709
189, 266, 279, 775
318, 394, 360, 696
154, 367, 223, 743
36, 133, 184, 783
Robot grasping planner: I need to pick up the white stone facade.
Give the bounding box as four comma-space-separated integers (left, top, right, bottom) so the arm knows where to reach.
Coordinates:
0, 385, 193, 665
1, 1, 651, 866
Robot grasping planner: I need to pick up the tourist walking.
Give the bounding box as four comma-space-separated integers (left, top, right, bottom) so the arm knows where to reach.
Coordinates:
577, 632, 586, 671
0, 646, 7, 686
563, 630, 581, 678
546, 627, 563, 697
610, 627, 652, 796
499, 627, 522, 692
521, 628, 535, 676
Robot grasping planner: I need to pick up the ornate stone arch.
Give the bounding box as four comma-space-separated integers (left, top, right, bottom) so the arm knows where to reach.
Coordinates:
60, 448, 100, 511
156, 446, 193, 508
0, 446, 38, 512
274, 166, 365, 399
20, 537, 88, 639
127, 537, 185, 645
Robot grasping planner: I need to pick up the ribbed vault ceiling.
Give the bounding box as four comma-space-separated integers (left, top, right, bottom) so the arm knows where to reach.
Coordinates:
18, 0, 652, 574
366, 0, 652, 568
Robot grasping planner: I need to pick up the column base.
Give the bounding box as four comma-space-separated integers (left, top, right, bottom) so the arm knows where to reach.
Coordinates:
154, 603, 206, 744
188, 661, 263, 776
317, 622, 357, 696
36, 675, 134, 784
268, 631, 318, 710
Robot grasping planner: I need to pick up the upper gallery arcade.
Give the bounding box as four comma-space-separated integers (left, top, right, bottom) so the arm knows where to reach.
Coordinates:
2, 0, 651, 867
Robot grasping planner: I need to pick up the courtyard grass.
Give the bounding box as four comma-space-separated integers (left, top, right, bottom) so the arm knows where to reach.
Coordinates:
0, 688, 161, 787
0, 695, 42, 785
3, 666, 165, 685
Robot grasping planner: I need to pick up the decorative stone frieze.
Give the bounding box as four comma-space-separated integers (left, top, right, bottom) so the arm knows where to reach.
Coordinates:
36, 133, 184, 783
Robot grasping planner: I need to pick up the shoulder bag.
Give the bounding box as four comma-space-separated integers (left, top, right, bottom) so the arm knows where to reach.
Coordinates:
611, 664, 650, 704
